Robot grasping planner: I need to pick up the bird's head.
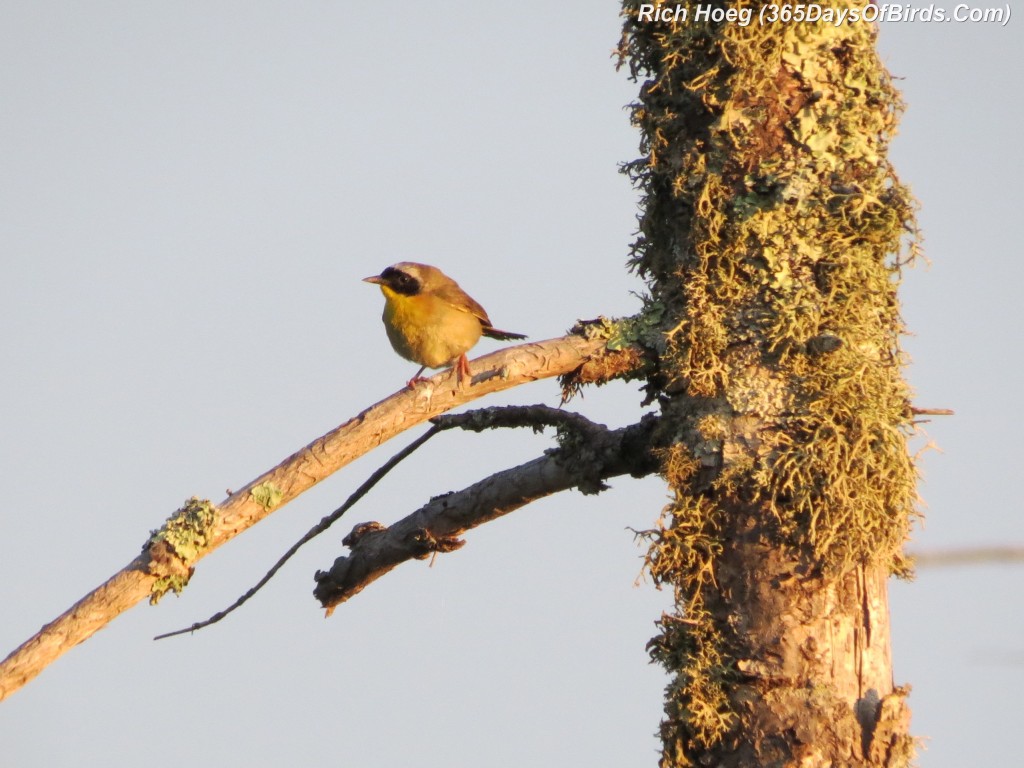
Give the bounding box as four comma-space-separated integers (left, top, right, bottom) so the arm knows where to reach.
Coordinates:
363, 262, 442, 297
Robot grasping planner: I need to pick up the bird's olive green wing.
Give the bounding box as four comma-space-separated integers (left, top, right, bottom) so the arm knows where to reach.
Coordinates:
432, 280, 527, 340
432, 281, 493, 326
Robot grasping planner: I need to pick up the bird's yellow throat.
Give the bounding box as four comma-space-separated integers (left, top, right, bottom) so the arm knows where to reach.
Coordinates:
377, 284, 434, 333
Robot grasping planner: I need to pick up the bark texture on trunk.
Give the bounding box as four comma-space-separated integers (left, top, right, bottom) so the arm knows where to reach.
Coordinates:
619, 2, 918, 765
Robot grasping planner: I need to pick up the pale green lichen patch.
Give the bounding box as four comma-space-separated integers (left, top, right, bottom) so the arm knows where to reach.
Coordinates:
148, 496, 216, 562
150, 572, 192, 604
570, 308, 665, 353
560, 314, 656, 401
250, 481, 284, 512
147, 496, 216, 603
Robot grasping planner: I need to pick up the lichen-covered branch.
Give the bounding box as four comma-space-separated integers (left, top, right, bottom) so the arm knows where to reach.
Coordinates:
313, 416, 660, 612
1, 332, 643, 701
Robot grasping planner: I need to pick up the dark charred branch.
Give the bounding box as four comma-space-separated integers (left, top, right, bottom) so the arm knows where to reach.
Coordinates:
313, 416, 660, 613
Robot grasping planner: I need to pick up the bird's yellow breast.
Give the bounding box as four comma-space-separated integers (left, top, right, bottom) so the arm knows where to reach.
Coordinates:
379, 285, 483, 368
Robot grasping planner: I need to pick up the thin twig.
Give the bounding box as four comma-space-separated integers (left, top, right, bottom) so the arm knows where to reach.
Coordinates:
154, 427, 441, 640
912, 546, 1024, 568
431, 403, 605, 436
910, 407, 954, 416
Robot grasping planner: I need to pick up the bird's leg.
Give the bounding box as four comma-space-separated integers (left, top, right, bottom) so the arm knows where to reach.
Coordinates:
405, 365, 429, 389
454, 354, 472, 387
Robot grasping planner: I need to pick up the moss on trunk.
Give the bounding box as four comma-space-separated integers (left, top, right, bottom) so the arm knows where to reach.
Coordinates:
619, 2, 919, 765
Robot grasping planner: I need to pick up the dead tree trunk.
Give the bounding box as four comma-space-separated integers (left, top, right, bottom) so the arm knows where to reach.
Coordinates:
619, 3, 918, 765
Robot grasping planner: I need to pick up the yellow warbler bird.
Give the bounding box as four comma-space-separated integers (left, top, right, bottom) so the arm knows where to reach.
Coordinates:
363, 262, 527, 388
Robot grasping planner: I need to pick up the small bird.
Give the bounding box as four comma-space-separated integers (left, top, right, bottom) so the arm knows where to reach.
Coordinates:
363, 262, 526, 388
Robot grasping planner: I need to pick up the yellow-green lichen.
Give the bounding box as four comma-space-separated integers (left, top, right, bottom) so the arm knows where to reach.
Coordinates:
150, 572, 192, 604
561, 314, 656, 401
623, 1, 916, 574
250, 481, 284, 512
147, 496, 216, 603
619, 1, 919, 761
148, 496, 216, 562
570, 308, 666, 353
642, 493, 734, 750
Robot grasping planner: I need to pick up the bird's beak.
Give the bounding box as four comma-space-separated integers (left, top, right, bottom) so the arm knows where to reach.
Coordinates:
363, 275, 383, 285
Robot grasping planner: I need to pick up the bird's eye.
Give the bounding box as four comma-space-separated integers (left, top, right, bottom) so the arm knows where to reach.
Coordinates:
382, 268, 420, 296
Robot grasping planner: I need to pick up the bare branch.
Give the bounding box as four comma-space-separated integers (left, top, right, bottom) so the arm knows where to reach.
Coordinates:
1, 333, 640, 700
313, 416, 659, 613
909, 407, 954, 417
432, 403, 608, 437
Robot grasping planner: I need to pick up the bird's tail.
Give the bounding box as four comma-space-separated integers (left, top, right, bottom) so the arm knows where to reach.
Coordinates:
483, 326, 527, 342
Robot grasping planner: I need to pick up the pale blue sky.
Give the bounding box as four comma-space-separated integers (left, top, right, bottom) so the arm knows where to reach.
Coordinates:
1, 3, 1021, 766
